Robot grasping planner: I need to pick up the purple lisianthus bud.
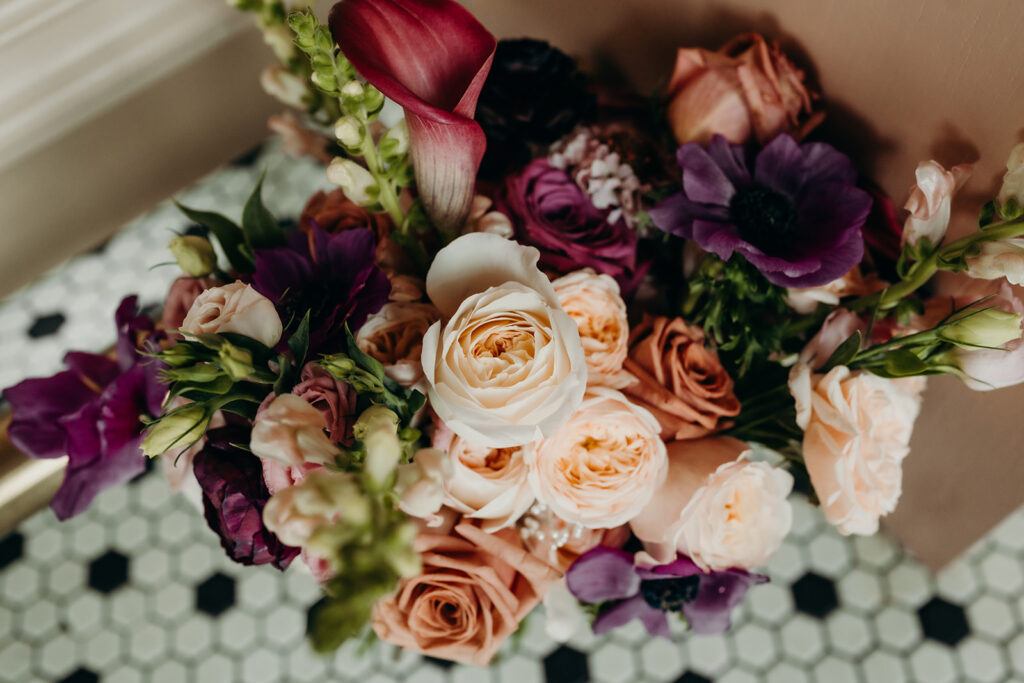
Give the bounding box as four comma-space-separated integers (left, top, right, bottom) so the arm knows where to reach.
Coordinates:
192, 427, 299, 570
495, 159, 646, 294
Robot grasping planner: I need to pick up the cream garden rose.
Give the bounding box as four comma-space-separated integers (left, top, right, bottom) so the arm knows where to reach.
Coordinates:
421, 233, 587, 447
430, 422, 535, 530
630, 437, 793, 571
552, 269, 632, 388
789, 363, 923, 535
180, 281, 283, 347
527, 387, 667, 528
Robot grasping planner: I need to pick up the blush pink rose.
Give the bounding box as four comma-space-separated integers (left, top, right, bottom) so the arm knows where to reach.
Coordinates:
666, 33, 821, 146
291, 363, 357, 445
431, 422, 535, 530
552, 269, 632, 389
181, 281, 283, 348
527, 387, 667, 528
630, 437, 793, 571
372, 520, 560, 666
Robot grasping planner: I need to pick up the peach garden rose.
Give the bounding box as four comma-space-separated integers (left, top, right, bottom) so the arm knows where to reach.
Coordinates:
552, 269, 632, 388
420, 232, 587, 447
527, 387, 667, 528
356, 301, 441, 390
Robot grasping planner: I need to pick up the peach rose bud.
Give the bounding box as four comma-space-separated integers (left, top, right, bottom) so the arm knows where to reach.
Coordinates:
902, 160, 972, 248
552, 269, 633, 389
527, 387, 667, 528
622, 316, 740, 441
180, 281, 283, 348
666, 33, 821, 146
630, 437, 793, 571
251, 394, 340, 468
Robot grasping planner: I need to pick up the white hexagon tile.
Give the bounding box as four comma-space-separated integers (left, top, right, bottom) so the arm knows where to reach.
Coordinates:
2, 142, 1024, 682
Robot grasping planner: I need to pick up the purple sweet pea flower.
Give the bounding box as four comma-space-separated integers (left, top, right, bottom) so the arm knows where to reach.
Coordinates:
192, 427, 299, 570
566, 546, 766, 636
251, 224, 390, 355
495, 159, 647, 294
649, 134, 871, 288
2, 297, 166, 520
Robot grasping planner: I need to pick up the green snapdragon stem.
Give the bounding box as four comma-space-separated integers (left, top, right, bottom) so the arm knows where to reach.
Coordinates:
356, 121, 405, 229
852, 217, 1024, 313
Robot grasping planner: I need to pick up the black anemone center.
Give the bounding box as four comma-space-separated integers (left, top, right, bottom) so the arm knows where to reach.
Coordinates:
728, 185, 798, 254
640, 576, 700, 612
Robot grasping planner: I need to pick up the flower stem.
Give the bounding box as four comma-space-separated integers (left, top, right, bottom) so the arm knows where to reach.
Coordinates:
355, 118, 405, 228
851, 217, 1024, 312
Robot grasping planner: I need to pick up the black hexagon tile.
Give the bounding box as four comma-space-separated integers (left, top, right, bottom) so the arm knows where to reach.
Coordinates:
918, 596, 970, 646
87, 550, 129, 594
27, 312, 66, 338
792, 572, 839, 618
58, 667, 99, 683
544, 645, 589, 683
196, 572, 236, 617
0, 532, 24, 571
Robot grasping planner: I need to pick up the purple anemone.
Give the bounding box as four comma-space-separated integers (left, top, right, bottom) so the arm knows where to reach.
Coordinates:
566, 546, 766, 636
251, 224, 390, 355
649, 134, 871, 288
2, 297, 165, 519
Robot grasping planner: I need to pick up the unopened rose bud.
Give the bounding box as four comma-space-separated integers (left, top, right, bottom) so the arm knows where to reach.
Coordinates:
942, 307, 1023, 349
142, 404, 210, 457
169, 235, 217, 277
334, 116, 364, 148
326, 158, 377, 205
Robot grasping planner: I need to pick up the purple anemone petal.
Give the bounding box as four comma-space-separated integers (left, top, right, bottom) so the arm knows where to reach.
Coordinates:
692, 220, 743, 260
753, 134, 806, 199
780, 228, 865, 288
648, 193, 729, 239
704, 135, 751, 188
678, 143, 736, 206
802, 142, 858, 186
566, 546, 641, 604
636, 556, 702, 580
682, 570, 768, 635
592, 594, 671, 638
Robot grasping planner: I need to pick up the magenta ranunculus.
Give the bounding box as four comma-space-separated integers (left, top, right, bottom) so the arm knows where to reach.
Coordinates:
649, 134, 871, 288
192, 427, 299, 570
565, 546, 766, 636
2, 297, 165, 520
495, 159, 644, 293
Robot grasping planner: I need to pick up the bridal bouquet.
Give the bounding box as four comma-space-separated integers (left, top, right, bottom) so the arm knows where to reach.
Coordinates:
7, 0, 1024, 665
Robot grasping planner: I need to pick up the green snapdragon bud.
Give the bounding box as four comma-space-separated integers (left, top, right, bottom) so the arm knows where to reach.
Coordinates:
169, 235, 217, 277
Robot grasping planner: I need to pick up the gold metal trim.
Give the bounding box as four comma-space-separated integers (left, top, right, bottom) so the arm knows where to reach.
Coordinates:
0, 412, 66, 535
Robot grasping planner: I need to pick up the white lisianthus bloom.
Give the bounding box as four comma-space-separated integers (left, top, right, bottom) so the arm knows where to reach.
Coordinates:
181, 281, 283, 347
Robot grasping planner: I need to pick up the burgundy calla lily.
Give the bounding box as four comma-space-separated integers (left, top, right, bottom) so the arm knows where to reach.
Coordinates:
330, 0, 496, 230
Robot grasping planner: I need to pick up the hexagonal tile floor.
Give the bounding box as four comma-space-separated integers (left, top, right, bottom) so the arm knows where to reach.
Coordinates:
1, 142, 1023, 682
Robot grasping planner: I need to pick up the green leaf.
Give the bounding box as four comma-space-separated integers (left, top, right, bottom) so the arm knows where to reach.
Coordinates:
173, 200, 253, 273
288, 311, 312, 367
241, 171, 285, 250
822, 330, 862, 371
978, 199, 997, 228
344, 324, 386, 381
877, 349, 929, 377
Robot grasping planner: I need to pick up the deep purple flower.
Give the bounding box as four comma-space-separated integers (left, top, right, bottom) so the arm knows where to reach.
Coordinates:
649, 134, 871, 288
566, 546, 766, 636
251, 224, 389, 354
192, 427, 299, 570
495, 159, 645, 294
2, 297, 165, 520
